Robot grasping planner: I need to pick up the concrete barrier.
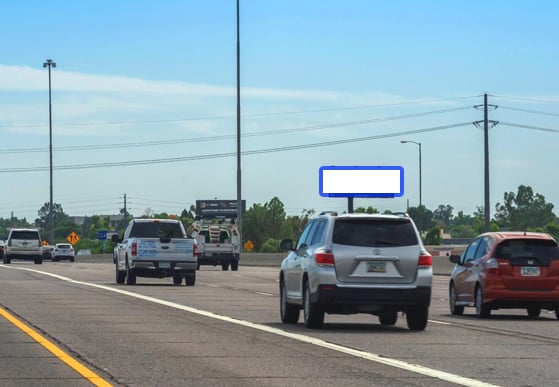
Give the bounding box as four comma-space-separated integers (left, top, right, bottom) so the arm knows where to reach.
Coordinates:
85, 249, 463, 276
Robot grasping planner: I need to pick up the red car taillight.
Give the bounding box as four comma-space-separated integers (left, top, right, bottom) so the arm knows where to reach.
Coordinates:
418, 252, 432, 268
131, 243, 137, 256
315, 251, 335, 266
485, 258, 500, 275
193, 244, 198, 257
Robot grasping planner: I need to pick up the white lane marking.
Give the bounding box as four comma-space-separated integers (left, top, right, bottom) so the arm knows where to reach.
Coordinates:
428, 320, 453, 325
255, 292, 273, 296
2, 265, 499, 387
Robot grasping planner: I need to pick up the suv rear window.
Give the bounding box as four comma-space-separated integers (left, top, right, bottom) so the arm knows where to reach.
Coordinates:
495, 239, 559, 265
130, 222, 185, 238
10, 230, 40, 240
332, 219, 418, 247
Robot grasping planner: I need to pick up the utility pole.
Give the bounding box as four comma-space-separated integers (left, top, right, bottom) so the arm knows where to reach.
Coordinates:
474, 94, 498, 232
124, 193, 127, 220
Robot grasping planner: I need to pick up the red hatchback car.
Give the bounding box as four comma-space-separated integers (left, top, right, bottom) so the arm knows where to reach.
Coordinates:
449, 231, 559, 318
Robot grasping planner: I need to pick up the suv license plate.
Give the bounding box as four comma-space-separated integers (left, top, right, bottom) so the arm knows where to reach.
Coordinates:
159, 262, 171, 269
367, 262, 386, 273
521, 266, 540, 276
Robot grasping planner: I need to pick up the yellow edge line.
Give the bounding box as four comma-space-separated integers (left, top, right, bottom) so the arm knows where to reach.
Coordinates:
0, 306, 113, 387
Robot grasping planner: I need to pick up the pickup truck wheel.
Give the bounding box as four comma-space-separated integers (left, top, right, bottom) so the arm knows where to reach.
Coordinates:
125, 259, 137, 285
231, 260, 239, 271
221, 262, 229, 271
173, 274, 183, 285
185, 271, 196, 286
116, 264, 126, 284
34, 258, 43, 265
3, 255, 11, 264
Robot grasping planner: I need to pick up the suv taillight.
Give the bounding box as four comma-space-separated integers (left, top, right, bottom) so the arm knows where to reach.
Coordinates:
418, 252, 432, 268
193, 244, 198, 257
131, 243, 137, 256
315, 251, 335, 266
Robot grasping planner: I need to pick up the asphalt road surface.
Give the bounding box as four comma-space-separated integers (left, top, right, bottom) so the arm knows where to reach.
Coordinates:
1, 261, 558, 387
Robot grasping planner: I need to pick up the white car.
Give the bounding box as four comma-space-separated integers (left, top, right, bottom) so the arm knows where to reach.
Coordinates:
52, 243, 75, 262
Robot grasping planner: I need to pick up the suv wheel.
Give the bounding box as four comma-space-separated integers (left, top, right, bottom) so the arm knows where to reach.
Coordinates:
378, 310, 398, 326
303, 281, 324, 329
221, 262, 230, 271
3, 255, 10, 264
449, 283, 464, 315
34, 257, 43, 265
406, 306, 428, 331
231, 259, 239, 271
475, 286, 490, 318
280, 280, 300, 324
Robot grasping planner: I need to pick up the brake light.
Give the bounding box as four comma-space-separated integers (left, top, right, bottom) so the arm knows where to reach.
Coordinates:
131, 243, 137, 256
486, 258, 500, 275
418, 252, 432, 268
193, 244, 198, 257
315, 251, 335, 266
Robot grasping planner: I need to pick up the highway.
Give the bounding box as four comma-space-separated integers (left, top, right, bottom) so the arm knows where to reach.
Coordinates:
1, 260, 558, 387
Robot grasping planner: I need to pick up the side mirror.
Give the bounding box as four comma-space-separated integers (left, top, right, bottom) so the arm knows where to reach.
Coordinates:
449, 254, 461, 264
279, 239, 294, 251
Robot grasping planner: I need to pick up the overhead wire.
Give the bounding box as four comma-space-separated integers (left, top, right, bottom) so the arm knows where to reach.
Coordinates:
0, 122, 472, 173
0, 106, 473, 154
0, 94, 480, 129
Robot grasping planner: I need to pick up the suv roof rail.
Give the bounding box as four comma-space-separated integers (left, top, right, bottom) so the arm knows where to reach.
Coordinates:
319, 211, 338, 216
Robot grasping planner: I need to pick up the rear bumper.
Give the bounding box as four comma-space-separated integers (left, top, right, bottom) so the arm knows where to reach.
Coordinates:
198, 253, 239, 266
484, 286, 559, 309
131, 260, 197, 278
6, 249, 42, 258
315, 285, 431, 313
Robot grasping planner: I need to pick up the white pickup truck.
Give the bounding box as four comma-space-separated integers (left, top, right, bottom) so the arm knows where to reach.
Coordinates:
112, 218, 198, 286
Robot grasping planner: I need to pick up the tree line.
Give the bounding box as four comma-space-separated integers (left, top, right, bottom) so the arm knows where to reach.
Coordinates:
2, 185, 558, 253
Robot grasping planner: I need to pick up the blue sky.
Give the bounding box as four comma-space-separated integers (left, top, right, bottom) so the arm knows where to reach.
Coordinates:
1, 1, 558, 224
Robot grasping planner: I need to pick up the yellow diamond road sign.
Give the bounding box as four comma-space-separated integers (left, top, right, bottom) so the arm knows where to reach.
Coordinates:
67, 231, 80, 245
243, 240, 254, 252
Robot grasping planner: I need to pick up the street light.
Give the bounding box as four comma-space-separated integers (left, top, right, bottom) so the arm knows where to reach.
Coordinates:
400, 140, 422, 232
43, 59, 56, 245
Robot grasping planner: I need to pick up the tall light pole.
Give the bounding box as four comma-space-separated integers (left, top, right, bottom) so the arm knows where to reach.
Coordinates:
401, 140, 422, 232
235, 0, 242, 243
43, 59, 56, 245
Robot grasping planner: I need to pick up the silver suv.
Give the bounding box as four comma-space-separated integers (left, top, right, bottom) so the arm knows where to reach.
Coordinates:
4, 228, 43, 264
279, 212, 432, 330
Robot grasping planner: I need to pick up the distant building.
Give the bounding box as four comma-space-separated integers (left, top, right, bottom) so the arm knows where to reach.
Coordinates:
69, 215, 124, 228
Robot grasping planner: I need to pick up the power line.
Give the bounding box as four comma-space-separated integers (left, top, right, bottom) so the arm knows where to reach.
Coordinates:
1, 106, 472, 154
0, 122, 472, 174
492, 95, 559, 104
0, 95, 479, 129
499, 106, 559, 118
499, 122, 559, 134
